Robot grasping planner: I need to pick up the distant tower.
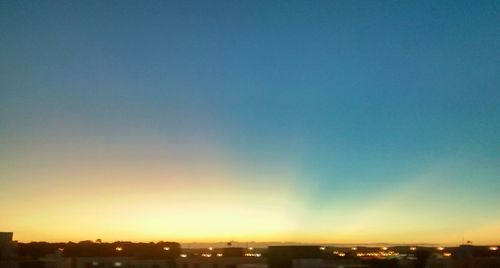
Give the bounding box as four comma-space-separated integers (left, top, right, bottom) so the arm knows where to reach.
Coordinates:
0, 232, 18, 268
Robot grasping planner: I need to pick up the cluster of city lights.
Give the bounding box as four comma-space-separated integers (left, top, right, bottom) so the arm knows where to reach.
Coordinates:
332, 251, 346, 257
196, 252, 260, 258
333, 250, 403, 258
112, 244, 498, 261
91, 261, 122, 267
356, 251, 399, 257
244, 253, 261, 257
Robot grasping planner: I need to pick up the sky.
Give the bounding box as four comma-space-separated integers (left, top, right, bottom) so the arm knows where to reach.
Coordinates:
1, 1, 499, 245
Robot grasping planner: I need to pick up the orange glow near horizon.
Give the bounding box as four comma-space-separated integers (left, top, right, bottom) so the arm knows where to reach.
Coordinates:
2, 136, 500, 245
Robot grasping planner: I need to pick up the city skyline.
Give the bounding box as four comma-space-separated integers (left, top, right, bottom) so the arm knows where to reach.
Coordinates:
1, 1, 499, 244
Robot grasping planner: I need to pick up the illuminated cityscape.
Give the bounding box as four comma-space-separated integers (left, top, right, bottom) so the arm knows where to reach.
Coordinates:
1, 232, 500, 268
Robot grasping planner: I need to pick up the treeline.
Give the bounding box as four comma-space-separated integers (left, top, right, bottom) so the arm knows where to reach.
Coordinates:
18, 240, 181, 259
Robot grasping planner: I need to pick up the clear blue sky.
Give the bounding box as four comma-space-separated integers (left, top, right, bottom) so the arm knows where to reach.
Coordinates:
1, 1, 499, 243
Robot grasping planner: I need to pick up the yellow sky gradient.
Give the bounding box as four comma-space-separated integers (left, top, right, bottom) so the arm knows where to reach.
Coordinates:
2, 133, 499, 245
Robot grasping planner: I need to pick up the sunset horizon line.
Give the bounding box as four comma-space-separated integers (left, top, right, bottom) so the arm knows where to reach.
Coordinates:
12, 238, 497, 247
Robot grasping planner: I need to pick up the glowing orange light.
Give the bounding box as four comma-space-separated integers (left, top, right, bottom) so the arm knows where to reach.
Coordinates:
443, 253, 452, 257
410, 247, 416, 251
490, 246, 498, 251
437, 247, 445, 251
351, 247, 357, 250
319, 246, 326, 250
163, 247, 170, 251
115, 247, 123, 251
245, 253, 261, 257
381, 247, 388, 250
